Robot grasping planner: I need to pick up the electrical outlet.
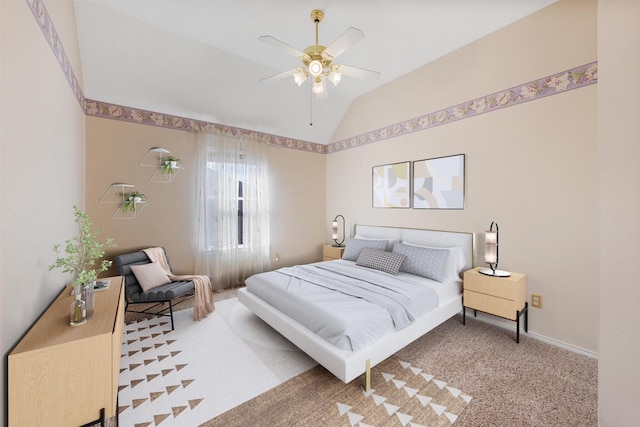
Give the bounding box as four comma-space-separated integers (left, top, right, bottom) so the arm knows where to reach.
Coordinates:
531, 294, 543, 309
275, 253, 280, 262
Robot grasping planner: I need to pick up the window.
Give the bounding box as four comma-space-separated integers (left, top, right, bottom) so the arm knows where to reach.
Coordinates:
196, 132, 271, 289
237, 167, 244, 245
204, 161, 246, 249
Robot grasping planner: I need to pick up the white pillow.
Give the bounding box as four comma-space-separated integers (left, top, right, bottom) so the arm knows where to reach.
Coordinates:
401, 241, 466, 282
130, 262, 171, 292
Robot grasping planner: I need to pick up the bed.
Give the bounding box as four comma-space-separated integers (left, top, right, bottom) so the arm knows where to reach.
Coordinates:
238, 224, 475, 386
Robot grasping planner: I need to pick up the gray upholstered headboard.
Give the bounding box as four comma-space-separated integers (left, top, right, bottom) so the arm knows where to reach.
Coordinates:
353, 224, 475, 271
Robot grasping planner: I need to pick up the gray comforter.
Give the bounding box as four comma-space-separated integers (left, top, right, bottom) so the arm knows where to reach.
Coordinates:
245, 260, 439, 351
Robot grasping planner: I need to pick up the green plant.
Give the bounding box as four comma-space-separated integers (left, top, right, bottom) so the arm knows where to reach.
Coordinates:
161, 155, 181, 174
49, 206, 116, 287
123, 191, 146, 212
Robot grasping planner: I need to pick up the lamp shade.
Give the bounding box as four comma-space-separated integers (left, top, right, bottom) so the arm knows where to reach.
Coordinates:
485, 230, 497, 245
479, 221, 510, 277
484, 229, 498, 263
331, 215, 345, 247
328, 68, 342, 86
484, 243, 497, 264
312, 78, 325, 94
293, 69, 308, 86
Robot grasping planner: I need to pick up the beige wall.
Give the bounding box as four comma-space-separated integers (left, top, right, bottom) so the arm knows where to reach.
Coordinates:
85, 117, 327, 278
598, 0, 640, 424
6, 0, 640, 424
328, 0, 598, 353
331, 1, 596, 143
1, 0, 85, 422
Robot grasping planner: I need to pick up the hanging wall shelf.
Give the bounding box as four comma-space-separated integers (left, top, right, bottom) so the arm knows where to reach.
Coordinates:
99, 183, 146, 219
139, 147, 183, 183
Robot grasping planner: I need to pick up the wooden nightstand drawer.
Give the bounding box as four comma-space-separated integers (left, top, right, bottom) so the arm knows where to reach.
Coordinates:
323, 245, 345, 261
463, 268, 526, 309
464, 289, 521, 320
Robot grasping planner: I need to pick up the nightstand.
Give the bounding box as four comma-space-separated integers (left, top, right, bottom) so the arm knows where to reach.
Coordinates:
463, 267, 528, 343
323, 244, 345, 261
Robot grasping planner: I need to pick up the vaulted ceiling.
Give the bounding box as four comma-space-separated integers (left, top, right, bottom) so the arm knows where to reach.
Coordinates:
74, 0, 556, 144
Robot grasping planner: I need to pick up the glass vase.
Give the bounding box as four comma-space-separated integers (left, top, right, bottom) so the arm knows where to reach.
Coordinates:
70, 286, 87, 326
82, 281, 95, 319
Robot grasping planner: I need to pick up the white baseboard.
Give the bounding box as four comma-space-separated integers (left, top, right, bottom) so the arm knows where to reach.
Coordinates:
465, 311, 598, 359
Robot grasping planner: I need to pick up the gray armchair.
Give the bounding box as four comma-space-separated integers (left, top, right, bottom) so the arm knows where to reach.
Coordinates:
114, 248, 195, 330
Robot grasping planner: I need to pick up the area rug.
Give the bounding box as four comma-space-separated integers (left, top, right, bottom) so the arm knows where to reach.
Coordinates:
202, 355, 472, 427
117, 298, 317, 426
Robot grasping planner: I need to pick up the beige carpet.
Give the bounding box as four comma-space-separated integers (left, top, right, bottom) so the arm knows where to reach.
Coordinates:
395, 315, 597, 426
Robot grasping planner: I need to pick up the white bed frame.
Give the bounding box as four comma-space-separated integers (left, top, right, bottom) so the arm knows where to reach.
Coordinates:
238, 225, 475, 385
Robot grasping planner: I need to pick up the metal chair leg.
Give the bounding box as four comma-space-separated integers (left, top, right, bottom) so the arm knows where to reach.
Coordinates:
169, 300, 175, 330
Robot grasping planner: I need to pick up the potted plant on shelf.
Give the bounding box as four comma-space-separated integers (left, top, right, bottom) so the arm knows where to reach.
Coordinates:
49, 206, 116, 323
161, 155, 181, 174
123, 191, 146, 213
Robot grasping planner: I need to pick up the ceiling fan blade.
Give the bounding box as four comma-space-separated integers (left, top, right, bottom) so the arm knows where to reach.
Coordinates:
322, 27, 364, 60
259, 35, 307, 60
260, 68, 297, 83
337, 64, 380, 82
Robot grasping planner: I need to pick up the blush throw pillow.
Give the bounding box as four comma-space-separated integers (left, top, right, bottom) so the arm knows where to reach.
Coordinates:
130, 262, 171, 292
356, 248, 406, 275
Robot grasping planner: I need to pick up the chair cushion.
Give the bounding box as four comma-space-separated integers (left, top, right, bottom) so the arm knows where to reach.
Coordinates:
130, 262, 171, 291
130, 280, 195, 302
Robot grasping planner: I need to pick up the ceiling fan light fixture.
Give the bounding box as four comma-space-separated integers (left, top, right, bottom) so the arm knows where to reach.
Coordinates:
312, 77, 325, 94
308, 59, 324, 77
328, 66, 342, 86
259, 9, 379, 100
293, 69, 308, 86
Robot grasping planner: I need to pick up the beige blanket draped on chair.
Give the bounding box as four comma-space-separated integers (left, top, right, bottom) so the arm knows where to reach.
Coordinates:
143, 247, 215, 321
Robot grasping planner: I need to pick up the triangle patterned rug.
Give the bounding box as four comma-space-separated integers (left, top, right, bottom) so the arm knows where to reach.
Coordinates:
203, 356, 472, 427
117, 298, 471, 426
117, 298, 316, 426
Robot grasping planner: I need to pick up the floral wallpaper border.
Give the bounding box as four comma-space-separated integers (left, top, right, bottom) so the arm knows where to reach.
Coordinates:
326, 61, 598, 154
84, 99, 327, 154
28, 0, 597, 155
27, 0, 85, 111
86, 62, 597, 154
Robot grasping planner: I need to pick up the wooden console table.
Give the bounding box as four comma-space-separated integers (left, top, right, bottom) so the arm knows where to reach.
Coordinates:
8, 276, 125, 427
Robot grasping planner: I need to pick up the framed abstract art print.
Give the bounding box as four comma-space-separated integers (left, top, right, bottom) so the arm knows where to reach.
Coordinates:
413, 154, 465, 209
372, 161, 411, 208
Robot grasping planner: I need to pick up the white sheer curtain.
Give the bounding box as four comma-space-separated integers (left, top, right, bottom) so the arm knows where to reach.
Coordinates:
195, 131, 271, 290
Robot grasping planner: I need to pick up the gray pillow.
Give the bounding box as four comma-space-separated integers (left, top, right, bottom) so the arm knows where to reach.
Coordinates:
356, 248, 406, 275
341, 238, 389, 261
392, 242, 449, 282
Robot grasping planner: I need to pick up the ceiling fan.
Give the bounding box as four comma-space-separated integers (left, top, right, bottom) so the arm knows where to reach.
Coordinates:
259, 9, 380, 98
